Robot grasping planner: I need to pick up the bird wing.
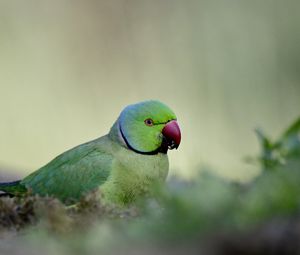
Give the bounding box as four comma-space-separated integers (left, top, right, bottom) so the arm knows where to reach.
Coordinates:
21, 137, 113, 203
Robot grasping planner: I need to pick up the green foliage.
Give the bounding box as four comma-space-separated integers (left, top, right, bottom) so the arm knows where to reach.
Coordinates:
0, 116, 300, 254
255, 117, 300, 170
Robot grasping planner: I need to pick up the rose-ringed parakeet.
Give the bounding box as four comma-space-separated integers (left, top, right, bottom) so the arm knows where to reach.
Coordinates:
0, 100, 181, 205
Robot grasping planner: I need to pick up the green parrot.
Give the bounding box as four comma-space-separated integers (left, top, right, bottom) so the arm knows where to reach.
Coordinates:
0, 100, 181, 205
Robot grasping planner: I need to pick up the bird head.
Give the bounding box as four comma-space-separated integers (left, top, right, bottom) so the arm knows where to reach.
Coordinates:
114, 100, 181, 155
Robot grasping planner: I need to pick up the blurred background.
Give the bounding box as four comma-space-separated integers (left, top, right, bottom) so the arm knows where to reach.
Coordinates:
0, 0, 299, 181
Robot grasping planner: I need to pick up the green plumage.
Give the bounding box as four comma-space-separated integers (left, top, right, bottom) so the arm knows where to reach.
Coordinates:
22, 137, 113, 202
0, 100, 179, 205
0, 181, 27, 195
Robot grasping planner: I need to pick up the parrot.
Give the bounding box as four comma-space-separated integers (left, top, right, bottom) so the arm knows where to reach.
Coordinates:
0, 100, 181, 205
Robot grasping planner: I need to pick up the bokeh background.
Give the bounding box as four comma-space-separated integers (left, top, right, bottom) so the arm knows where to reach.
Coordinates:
0, 0, 299, 181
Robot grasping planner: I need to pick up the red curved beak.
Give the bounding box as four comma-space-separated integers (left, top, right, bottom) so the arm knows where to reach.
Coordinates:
162, 120, 181, 150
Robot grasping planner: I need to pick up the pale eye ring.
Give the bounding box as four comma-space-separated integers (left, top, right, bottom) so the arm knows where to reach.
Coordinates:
144, 118, 154, 126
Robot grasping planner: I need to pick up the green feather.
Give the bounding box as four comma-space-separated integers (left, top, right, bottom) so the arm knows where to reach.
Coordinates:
21, 136, 113, 203
0, 181, 27, 195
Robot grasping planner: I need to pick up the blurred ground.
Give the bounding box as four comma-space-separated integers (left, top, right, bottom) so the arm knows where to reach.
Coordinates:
0, 0, 299, 180
0, 104, 299, 255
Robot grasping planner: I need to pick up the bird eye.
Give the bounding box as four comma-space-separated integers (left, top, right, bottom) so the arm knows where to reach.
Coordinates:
144, 118, 154, 126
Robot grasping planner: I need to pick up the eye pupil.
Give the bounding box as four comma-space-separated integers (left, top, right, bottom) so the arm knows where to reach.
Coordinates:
145, 118, 153, 126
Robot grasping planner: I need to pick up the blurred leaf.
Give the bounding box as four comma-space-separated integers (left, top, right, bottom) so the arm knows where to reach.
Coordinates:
255, 116, 300, 170
278, 116, 300, 158
281, 116, 300, 140
255, 128, 279, 169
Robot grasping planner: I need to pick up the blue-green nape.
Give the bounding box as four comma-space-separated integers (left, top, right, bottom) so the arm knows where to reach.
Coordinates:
117, 100, 177, 154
